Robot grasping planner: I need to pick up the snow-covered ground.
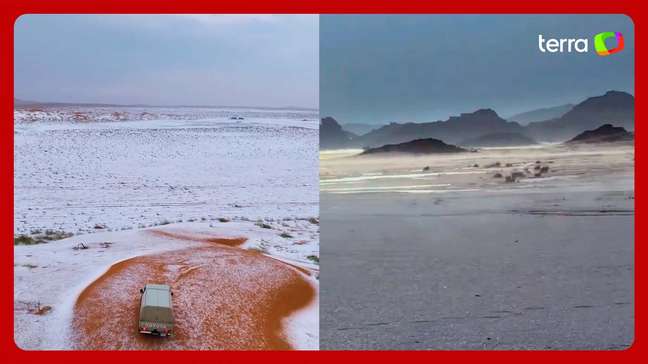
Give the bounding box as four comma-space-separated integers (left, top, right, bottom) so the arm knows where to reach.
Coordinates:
14, 107, 319, 350
14, 105, 316, 124
15, 108, 318, 235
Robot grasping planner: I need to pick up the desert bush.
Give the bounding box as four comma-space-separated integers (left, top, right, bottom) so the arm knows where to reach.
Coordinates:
14, 235, 38, 245
41, 230, 73, 241
255, 221, 272, 229
511, 171, 525, 180
27, 301, 52, 315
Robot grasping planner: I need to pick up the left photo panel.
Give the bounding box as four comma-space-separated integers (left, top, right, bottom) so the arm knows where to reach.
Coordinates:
13, 14, 319, 350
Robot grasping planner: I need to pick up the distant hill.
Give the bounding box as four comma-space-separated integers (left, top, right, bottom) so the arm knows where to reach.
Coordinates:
355, 109, 524, 148
459, 132, 538, 148
526, 91, 634, 142
566, 124, 634, 144
342, 123, 383, 136
360, 138, 466, 155
320, 117, 357, 150
507, 104, 573, 125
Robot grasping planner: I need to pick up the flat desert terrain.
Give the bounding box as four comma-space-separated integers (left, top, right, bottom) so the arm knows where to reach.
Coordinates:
320, 142, 633, 349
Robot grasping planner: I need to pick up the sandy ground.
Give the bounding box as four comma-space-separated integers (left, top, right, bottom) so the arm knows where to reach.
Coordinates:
321, 143, 633, 194
14, 221, 319, 350
72, 230, 314, 350
320, 142, 633, 350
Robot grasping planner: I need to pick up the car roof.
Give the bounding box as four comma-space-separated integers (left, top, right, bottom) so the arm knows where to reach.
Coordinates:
143, 284, 171, 308
145, 283, 170, 290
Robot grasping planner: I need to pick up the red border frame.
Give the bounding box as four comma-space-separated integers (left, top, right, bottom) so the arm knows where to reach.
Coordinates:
1, 0, 644, 362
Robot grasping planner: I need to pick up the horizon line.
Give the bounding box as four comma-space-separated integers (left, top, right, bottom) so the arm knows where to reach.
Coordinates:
13, 98, 319, 112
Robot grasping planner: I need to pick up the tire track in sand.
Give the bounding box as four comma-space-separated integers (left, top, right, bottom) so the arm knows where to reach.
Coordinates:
71, 229, 315, 350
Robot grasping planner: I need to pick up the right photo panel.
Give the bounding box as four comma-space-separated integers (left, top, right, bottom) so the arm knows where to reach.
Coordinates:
320, 15, 634, 350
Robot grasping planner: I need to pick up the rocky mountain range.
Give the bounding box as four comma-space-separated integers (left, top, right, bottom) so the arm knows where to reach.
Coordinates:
525, 91, 634, 142
507, 103, 573, 125
321, 91, 634, 149
341, 123, 382, 136
566, 124, 634, 144
459, 132, 538, 148
320, 116, 357, 149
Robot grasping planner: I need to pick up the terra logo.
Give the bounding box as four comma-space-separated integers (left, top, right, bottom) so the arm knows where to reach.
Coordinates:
538, 32, 624, 56
594, 32, 624, 56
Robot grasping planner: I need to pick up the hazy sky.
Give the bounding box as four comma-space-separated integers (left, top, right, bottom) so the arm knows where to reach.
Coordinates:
15, 15, 318, 108
321, 15, 634, 124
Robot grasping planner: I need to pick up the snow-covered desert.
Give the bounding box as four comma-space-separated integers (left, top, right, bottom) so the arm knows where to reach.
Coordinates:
14, 106, 319, 350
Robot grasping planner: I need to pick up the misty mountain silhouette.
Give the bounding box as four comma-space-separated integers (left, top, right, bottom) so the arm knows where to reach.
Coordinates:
355, 109, 524, 148
360, 138, 466, 155
526, 91, 634, 141
320, 117, 357, 150
459, 132, 538, 148
341, 122, 382, 136
507, 104, 573, 125
320, 91, 635, 149
566, 124, 634, 144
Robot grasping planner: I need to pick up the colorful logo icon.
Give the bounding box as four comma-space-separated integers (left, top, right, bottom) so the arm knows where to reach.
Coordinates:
594, 32, 624, 56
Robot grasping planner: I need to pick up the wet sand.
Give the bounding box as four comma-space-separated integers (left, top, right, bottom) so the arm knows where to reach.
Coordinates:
72, 230, 315, 350
320, 143, 634, 350
320, 143, 633, 194
321, 190, 634, 349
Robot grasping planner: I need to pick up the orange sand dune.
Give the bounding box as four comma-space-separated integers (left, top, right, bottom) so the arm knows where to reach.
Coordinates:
147, 229, 248, 247
71, 230, 314, 350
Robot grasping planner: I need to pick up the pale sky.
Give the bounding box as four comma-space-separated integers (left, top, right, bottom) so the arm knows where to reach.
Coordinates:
321, 15, 634, 124
14, 15, 319, 108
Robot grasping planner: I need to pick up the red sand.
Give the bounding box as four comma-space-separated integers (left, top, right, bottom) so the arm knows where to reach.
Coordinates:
147, 229, 248, 247
71, 230, 314, 350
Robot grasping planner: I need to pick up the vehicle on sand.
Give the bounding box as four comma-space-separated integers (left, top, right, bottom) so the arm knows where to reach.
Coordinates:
138, 284, 174, 337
